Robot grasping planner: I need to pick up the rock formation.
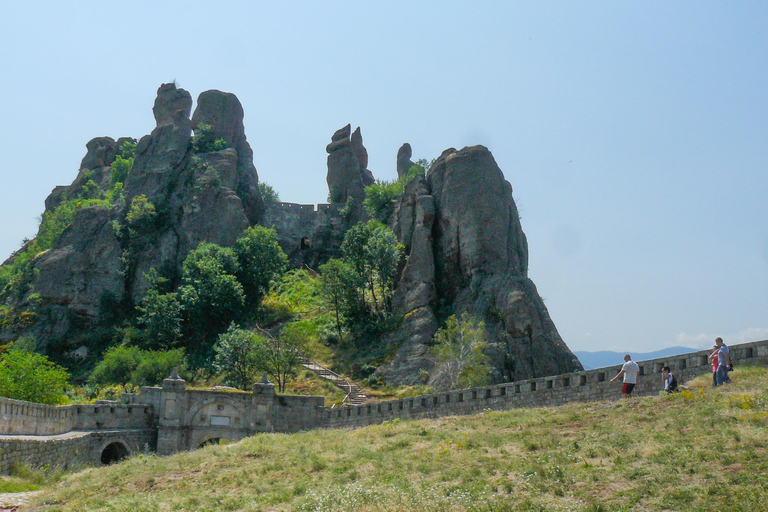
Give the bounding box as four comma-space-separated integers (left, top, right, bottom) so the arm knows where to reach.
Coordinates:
396, 143, 415, 178
1, 84, 581, 385
3, 84, 263, 356
378, 145, 581, 384
326, 124, 374, 223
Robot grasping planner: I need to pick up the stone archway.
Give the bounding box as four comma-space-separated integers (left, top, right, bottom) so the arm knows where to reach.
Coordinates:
100, 441, 130, 465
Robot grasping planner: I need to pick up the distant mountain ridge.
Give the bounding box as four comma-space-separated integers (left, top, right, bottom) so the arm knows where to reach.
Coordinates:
575, 346, 699, 370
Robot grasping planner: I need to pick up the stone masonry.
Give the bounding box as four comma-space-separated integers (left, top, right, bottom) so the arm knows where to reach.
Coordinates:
2, 340, 767, 474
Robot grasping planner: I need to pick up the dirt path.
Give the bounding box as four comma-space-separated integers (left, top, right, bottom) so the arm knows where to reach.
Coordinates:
0, 491, 40, 511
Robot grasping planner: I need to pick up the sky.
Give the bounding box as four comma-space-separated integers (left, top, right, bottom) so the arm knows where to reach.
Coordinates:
0, 1, 766, 354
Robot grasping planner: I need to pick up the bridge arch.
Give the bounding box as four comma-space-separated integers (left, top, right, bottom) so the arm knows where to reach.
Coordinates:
183, 394, 250, 450
96, 437, 132, 465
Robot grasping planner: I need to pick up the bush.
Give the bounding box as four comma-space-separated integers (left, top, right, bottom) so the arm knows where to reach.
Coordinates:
88, 346, 142, 386
88, 345, 186, 387
0, 350, 70, 405
191, 123, 228, 154
363, 164, 425, 223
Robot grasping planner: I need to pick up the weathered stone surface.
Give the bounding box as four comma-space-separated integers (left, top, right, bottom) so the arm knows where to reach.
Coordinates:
377, 174, 439, 384
3, 84, 266, 353
80, 137, 118, 170
428, 145, 528, 303
125, 84, 192, 204
191, 89, 263, 224
153, 83, 193, 127
379, 145, 581, 385
350, 126, 369, 171
396, 143, 415, 178
326, 125, 373, 224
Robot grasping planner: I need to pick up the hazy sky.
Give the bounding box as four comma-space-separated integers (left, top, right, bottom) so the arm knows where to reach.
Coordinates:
1, 2, 766, 353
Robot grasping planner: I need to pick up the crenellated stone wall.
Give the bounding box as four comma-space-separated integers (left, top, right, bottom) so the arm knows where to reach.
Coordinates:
2, 340, 767, 474
323, 340, 768, 429
259, 201, 346, 268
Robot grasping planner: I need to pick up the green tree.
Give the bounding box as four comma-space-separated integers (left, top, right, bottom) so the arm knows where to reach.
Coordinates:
253, 328, 304, 392
234, 226, 287, 312
213, 325, 260, 390
136, 271, 183, 349
131, 348, 186, 386
89, 345, 186, 387
363, 163, 425, 223
125, 195, 156, 232
431, 313, 490, 391
0, 350, 70, 405
318, 258, 357, 343
340, 220, 403, 318
258, 182, 280, 203
178, 243, 245, 355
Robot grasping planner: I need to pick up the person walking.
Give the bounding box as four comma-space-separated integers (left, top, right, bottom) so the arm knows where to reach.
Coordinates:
708, 344, 720, 387
610, 354, 640, 396
714, 337, 732, 385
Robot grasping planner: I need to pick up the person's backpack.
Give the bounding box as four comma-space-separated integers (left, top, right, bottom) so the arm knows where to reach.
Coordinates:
668, 374, 678, 392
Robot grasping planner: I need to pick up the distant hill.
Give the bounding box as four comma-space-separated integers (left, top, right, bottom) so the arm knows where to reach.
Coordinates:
575, 346, 700, 370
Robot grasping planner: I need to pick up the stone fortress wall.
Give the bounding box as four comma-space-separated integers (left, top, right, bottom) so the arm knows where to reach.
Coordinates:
2, 340, 767, 474
259, 201, 345, 268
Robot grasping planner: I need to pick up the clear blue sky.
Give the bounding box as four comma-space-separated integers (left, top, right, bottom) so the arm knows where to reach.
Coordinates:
1, 2, 766, 353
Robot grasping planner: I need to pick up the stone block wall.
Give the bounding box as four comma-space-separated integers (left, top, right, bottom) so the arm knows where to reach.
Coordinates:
323, 340, 768, 429
0, 398, 76, 435
272, 394, 325, 433
0, 429, 155, 475
260, 201, 345, 268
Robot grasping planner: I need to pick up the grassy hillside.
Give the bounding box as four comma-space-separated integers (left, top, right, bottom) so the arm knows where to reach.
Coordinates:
15, 366, 768, 511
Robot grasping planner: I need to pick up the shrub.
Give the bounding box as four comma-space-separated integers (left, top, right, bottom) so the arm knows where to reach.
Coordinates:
191, 123, 228, 154
214, 325, 260, 390
88, 345, 186, 387
0, 350, 70, 405
259, 182, 280, 203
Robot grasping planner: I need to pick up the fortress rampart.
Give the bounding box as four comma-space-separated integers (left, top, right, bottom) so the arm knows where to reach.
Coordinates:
2, 339, 767, 474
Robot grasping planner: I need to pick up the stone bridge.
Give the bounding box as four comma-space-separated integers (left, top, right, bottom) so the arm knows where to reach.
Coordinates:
2, 339, 768, 474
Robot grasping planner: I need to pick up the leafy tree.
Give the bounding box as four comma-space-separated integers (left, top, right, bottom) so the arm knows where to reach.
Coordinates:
136, 271, 183, 349
253, 328, 304, 393
213, 325, 260, 390
430, 313, 490, 391
131, 348, 186, 386
363, 164, 425, 223
318, 258, 357, 343
258, 182, 280, 203
340, 220, 403, 318
178, 243, 245, 354
234, 226, 287, 312
0, 349, 70, 405
110, 155, 134, 186
125, 195, 156, 231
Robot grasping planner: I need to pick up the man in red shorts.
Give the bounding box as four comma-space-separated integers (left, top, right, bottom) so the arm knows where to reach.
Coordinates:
610, 354, 640, 396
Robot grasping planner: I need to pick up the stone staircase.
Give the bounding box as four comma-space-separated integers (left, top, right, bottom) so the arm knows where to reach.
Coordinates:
300, 358, 368, 406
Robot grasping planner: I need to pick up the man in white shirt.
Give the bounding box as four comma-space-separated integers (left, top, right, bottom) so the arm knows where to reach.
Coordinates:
610, 354, 640, 396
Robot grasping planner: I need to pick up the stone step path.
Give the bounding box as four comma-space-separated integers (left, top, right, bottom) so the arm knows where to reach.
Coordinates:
300, 358, 368, 406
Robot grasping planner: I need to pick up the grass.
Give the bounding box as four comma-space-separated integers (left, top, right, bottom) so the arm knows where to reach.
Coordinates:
16, 366, 768, 511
